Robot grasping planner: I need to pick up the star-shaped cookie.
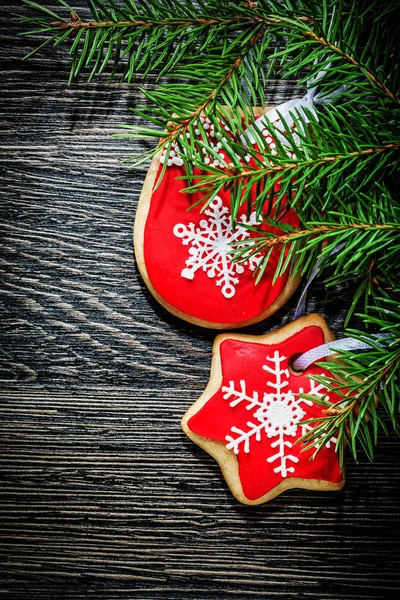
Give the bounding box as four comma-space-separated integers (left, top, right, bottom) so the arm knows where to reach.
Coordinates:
182, 315, 345, 505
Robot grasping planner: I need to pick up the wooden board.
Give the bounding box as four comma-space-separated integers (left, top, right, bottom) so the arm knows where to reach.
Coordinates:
1, 2, 400, 598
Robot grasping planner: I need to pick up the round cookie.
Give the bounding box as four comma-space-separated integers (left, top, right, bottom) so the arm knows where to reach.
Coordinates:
181, 314, 346, 505
134, 106, 301, 329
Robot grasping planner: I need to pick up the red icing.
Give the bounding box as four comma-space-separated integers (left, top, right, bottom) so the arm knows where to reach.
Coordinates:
188, 326, 344, 501
143, 120, 299, 326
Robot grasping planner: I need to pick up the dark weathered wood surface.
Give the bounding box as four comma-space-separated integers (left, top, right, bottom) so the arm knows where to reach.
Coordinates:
1, 3, 400, 598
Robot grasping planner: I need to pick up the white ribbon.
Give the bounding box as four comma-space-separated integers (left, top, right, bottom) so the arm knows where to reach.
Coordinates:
292, 334, 390, 371
294, 242, 347, 319
241, 65, 348, 150
293, 255, 325, 320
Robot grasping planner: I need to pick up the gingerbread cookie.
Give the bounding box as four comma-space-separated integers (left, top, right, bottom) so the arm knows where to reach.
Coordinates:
181, 315, 345, 505
134, 106, 301, 329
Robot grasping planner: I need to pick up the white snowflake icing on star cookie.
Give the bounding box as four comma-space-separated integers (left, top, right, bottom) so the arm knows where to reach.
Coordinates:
173, 196, 261, 299
222, 350, 337, 477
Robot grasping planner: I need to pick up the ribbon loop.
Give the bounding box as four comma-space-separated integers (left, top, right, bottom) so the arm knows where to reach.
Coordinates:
292, 334, 390, 371
241, 63, 349, 150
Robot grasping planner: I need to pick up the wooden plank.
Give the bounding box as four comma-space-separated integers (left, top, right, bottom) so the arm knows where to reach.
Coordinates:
1, 2, 400, 598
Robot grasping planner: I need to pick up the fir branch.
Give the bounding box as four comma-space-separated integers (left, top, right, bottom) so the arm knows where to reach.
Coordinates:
47, 17, 259, 31
184, 142, 400, 186
20, 0, 315, 84
180, 136, 400, 216
47, 14, 314, 31
157, 28, 265, 144
20, 0, 258, 82
302, 29, 400, 106
249, 223, 400, 253
299, 308, 400, 464
234, 184, 400, 286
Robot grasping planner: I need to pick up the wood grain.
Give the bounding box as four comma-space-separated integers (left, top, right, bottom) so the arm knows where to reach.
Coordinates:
1, 3, 400, 598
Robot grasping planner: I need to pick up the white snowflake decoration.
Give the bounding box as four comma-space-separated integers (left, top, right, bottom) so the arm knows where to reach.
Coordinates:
173, 196, 261, 299
223, 350, 337, 477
